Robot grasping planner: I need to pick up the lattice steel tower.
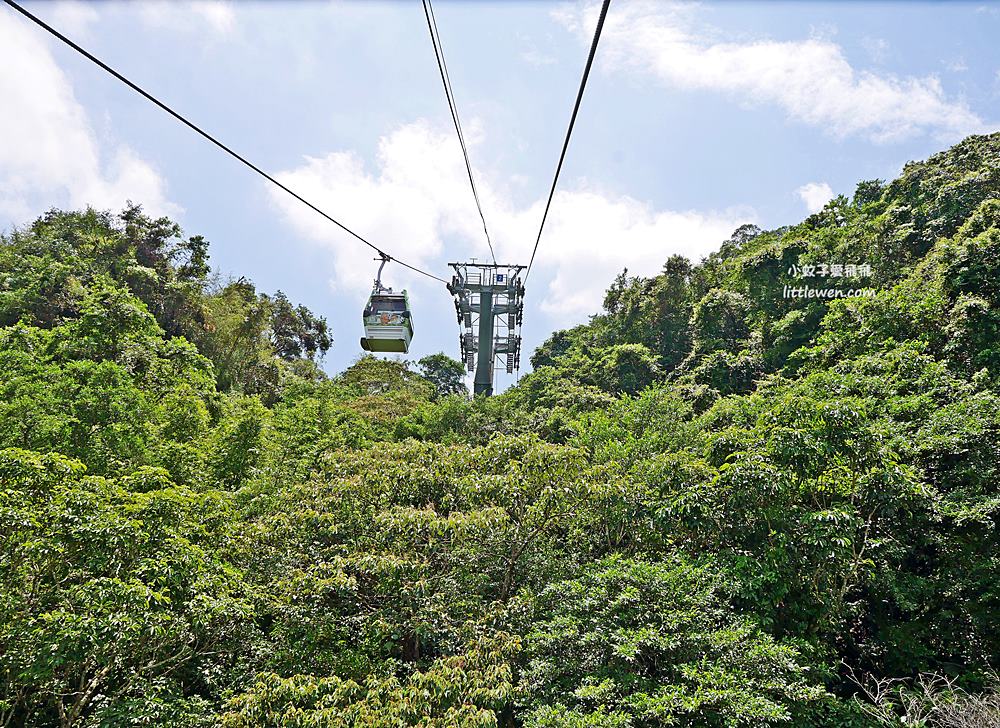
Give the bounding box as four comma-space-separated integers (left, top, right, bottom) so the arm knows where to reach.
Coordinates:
447, 262, 525, 396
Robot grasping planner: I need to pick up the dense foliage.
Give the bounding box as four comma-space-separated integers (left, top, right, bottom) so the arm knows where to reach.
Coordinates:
1, 134, 999, 726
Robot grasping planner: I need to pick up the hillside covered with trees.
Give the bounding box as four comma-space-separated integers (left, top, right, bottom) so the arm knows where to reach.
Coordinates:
1, 133, 999, 726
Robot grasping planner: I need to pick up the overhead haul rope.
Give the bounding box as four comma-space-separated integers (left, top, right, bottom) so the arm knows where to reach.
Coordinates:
524, 0, 610, 282
3, 0, 448, 285
421, 0, 497, 266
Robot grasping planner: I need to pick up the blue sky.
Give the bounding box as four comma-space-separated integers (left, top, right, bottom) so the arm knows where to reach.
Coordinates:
2, 1, 999, 387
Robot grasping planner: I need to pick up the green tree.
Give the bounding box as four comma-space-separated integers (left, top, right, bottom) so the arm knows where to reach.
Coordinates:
418, 353, 469, 399
521, 556, 827, 727
0, 449, 251, 727
267, 290, 332, 362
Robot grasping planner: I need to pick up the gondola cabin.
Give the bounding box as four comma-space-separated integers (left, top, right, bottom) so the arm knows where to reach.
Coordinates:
360, 288, 413, 353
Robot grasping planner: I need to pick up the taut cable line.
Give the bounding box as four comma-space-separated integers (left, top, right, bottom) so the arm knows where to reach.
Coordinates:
3, 0, 448, 284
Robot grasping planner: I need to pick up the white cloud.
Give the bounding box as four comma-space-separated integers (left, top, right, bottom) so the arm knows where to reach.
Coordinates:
797, 182, 834, 213
0, 11, 178, 223
861, 36, 889, 64
270, 121, 491, 295
521, 49, 557, 67
271, 121, 751, 325
138, 1, 237, 37
560, 1, 985, 143
528, 191, 750, 322
191, 1, 237, 34
49, 1, 99, 36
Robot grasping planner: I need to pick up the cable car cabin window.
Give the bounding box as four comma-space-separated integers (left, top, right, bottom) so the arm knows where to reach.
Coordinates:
369, 297, 407, 312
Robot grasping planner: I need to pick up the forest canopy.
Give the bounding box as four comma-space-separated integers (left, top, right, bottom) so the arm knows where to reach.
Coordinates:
1, 134, 999, 726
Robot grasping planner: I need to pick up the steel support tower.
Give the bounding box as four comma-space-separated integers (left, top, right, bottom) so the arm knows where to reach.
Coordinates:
447, 262, 525, 396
